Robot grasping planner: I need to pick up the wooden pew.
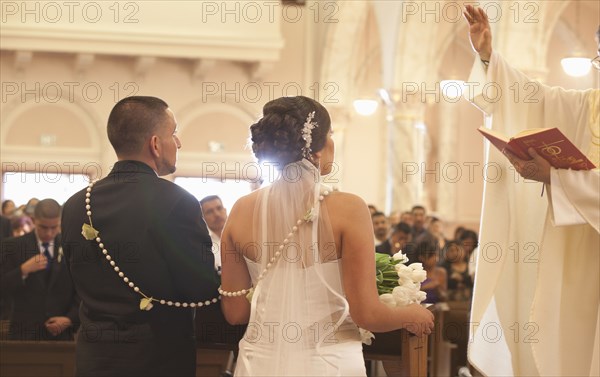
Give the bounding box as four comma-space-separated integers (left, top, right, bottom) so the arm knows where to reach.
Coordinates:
0, 304, 243, 377
362, 304, 447, 377
1, 334, 429, 377
362, 306, 436, 377
0, 341, 76, 377
444, 300, 472, 376
196, 347, 233, 376
0, 341, 232, 377
196, 303, 434, 376
429, 302, 456, 376
362, 329, 428, 377
1, 303, 438, 377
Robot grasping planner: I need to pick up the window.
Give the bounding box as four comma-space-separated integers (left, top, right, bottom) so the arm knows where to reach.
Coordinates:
174, 177, 253, 211
2, 172, 90, 206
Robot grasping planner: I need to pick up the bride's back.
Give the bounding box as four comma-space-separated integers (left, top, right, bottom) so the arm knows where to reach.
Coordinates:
226, 186, 359, 263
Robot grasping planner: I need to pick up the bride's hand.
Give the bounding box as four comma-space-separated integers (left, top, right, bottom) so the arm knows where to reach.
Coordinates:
399, 304, 434, 337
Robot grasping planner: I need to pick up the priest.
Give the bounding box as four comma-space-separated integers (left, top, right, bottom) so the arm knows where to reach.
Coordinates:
463, 5, 599, 376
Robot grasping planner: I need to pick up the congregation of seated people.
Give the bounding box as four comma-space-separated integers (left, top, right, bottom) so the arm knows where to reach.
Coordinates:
369, 203, 478, 375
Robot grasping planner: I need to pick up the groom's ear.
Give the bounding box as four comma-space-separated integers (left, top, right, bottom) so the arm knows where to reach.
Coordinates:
149, 135, 161, 158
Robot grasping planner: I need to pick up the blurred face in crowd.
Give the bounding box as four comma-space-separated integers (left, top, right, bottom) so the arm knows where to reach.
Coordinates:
391, 231, 412, 253
420, 253, 439, 269
461, 237, 477, 256
445, 243, 466, 264
412, 208, 426, 230
400, 212, 413, 226
372, 215, 389, 240
11, 216, 34, 237
34, 216, 60, 243
429, 219, 442, 236
201, 198, 227, 236
2, 200, 16, 216
388, 211, 401, 227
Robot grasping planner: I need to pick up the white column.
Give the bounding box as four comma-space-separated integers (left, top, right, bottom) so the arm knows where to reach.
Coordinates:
436, 99, 459, 221
384, 100, 427, 214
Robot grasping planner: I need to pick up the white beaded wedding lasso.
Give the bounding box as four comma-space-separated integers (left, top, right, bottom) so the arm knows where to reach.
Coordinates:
82, 180, 220, 311
218, 188, 331, 299
82, 179, 331, 309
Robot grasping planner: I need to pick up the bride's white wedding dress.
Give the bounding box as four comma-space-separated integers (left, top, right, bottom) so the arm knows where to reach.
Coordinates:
234, 160, 367, 377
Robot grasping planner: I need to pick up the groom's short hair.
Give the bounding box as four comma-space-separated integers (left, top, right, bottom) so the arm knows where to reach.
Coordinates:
107, 96, 169, 156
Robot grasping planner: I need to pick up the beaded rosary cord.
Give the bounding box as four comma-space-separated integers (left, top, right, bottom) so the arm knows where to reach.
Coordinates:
218, 187, 332, 300
81, 180, 220, 311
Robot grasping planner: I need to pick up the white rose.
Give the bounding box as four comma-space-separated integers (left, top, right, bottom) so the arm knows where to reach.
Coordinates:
392, 286, 412, 307
405, 281, 420, 290
394, 263, 411, 274
398, 274, 413, 287
379, 293, 396, 307
413, 290, 427, 304
392, 252, 408, 263
410, 269, 428, 284
408, 263, 427, 283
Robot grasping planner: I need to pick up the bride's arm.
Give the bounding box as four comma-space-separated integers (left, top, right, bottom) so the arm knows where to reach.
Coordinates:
334, 194, 434, 336
220, 200, 252, 325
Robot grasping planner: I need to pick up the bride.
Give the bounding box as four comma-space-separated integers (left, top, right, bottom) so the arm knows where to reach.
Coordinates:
220, 96, 434, 376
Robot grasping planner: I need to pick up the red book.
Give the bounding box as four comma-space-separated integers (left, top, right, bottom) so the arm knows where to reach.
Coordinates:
478, 126, 596, 171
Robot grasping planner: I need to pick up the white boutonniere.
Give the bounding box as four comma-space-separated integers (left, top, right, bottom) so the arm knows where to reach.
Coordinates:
57, 246, 64, 263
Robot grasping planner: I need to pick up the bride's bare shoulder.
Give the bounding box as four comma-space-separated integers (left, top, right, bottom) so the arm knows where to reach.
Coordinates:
325, 191, 369, 214
229, 189, 261, 215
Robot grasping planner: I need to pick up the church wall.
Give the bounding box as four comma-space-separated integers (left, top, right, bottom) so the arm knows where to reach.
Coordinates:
1, 0, 598, 237
0, 3, 313, 202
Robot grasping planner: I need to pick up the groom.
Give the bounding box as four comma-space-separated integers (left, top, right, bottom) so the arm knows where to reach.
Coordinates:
61, 96, 219, 376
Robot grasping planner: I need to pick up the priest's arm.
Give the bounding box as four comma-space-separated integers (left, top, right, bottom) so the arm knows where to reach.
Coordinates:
463, 5, 600, 233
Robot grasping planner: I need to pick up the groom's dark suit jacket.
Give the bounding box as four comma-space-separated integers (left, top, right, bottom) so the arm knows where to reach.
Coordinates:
61, 161, 219, 377
0, 231, 79, 340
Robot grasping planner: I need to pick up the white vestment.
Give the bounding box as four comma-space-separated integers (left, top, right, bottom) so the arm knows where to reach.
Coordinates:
465, 51, 600, 376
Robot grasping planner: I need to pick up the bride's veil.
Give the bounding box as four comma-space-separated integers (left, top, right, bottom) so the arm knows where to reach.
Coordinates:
241, 159, 353, 375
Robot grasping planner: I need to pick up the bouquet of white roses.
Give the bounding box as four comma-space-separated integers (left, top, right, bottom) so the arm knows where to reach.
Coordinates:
376, 251, 428, 307
360, 251, 428, 344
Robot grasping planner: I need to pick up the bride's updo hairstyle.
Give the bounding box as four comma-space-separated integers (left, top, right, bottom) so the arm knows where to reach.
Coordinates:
250, 96, 331, 169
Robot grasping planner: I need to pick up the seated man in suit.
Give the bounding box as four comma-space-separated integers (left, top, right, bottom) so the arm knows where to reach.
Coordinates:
371, 211, 390, 247
376, 222, 413, 259
0, 199, 79, 340
200, 195, 228, 273
61, 96, 219, 377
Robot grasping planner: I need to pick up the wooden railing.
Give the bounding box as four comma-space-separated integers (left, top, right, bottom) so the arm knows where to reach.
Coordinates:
0, 341, 76, 377
1, 304, 447, 377
362, 304, 441, 377
0, 341, 232, 377
363, 328, 428, 377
